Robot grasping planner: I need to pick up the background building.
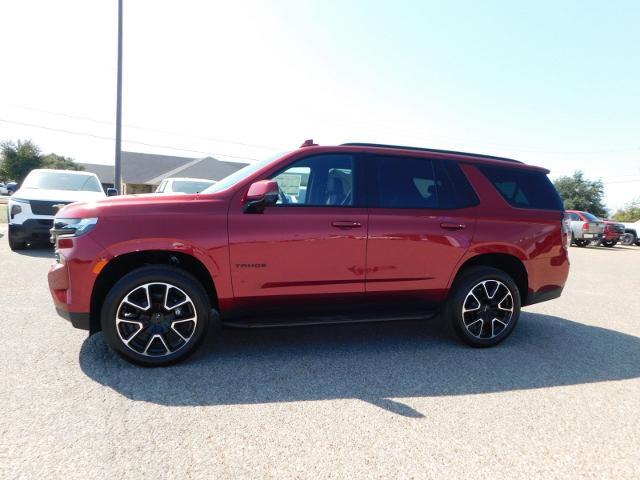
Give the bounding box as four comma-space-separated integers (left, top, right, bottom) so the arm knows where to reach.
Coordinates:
80, 151, 246, 193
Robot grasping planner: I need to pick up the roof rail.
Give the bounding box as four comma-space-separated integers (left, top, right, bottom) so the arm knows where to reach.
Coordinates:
340, 143, 522, 164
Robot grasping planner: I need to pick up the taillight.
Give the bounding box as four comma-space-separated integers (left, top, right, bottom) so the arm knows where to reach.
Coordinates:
582, 222, 590, 231
562, 212, 571, 249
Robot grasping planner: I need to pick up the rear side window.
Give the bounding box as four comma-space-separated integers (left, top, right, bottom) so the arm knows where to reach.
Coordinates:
372, 156, 479, 209
479, 166, 563, 210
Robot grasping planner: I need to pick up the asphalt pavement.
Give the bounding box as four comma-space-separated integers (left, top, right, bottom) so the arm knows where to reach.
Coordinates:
1, 224, 639, 479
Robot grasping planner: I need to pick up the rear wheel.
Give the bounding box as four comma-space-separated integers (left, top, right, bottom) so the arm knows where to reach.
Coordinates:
444, 267, 521, 348
621, 232, 636, 246
575, 240, 589, 247
101, 266, 212, 366
602, 240, 615, 247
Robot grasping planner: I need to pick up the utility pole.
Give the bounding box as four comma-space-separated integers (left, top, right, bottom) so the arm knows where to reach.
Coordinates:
114, 0, 123, 193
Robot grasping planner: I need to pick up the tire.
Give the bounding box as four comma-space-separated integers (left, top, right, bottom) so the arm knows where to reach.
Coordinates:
101, 265, 212, 367
621, 233, 636, 246
444, 266, 521, 348
8, 231, 26, 251
575, 240, 588, 247
602, 240, 614, 247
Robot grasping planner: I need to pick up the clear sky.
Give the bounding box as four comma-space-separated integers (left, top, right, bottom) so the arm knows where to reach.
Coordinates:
1, 0, 639, 211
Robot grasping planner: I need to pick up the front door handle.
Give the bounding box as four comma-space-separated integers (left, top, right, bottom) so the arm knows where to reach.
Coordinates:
332, 221, 362, 229
440, 222, 466, 231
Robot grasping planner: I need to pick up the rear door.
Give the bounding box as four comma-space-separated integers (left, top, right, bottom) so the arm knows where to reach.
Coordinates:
365, 155, 478, 304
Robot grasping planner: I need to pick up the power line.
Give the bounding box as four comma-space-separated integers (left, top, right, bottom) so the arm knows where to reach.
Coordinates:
0, 118, 258, 161
11, 105, 286, 151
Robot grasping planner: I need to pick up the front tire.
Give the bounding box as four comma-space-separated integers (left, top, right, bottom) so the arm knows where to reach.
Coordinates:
445, 267, 521, 348
8, 231, 26, 251
101, 266, 211, 367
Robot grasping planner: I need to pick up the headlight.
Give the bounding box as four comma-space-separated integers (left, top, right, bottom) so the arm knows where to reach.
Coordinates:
9, 198, 29, 219
50, 217, 98, 242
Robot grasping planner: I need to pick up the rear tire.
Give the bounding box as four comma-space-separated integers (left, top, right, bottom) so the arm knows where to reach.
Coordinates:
444, 266, 521, 348
101, 265, 212, 367
621, 232, 636, 246
602, 240, 615, 247
575, 240, 588, 247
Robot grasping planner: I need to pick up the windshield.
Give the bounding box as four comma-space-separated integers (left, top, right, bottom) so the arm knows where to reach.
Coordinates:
171, 180, 215, 193
22, 171, 103, 192
582, 212, 602, 222
201, 152, 290, 194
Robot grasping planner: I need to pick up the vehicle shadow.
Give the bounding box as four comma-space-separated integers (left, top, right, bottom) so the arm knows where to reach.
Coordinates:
79, 312, 640, 417
13, 245, 55, 258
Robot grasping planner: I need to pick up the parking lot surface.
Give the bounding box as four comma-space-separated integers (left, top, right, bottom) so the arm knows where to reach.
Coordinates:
1, 224, 639, 479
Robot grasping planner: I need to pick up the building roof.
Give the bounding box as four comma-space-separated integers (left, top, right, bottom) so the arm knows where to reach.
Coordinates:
79, 151, 246, 185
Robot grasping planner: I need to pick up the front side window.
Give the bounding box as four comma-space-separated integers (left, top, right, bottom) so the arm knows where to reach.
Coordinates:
372, 156, 478, 209
270, 154, 356, 206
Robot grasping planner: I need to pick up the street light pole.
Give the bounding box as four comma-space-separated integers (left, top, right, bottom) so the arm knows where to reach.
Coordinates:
114, 0, 123, 193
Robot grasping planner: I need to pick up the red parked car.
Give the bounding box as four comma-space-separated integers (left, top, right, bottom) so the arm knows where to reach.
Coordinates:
602, 220, 625, 247
48, 142, 570, 366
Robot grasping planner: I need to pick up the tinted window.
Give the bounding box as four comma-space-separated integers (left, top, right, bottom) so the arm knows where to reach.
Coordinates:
373, 156, 478, 209
581, 211, 601, 222
479, 166, 563, 210
569, 212, 581, 221
271, 154, 356, 206
171, 180, 215, 193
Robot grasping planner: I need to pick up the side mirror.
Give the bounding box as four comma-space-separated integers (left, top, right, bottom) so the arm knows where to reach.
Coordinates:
106, 188, 118, 197
243, 180, 279, 213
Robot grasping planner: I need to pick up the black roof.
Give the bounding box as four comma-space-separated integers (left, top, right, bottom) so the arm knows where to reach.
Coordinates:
340, 143, 522, 164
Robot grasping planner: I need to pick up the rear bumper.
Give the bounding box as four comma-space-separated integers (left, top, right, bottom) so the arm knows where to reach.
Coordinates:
9, 219, 53, 242
55, 307, 91, 330
524, 286, 563, 306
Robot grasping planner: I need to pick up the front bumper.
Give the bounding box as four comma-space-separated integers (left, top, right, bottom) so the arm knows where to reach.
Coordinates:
48, 231, 111, 334
9, 219, 54, 243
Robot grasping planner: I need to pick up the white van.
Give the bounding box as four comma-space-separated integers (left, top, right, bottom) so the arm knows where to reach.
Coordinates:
7, 169, 106, 250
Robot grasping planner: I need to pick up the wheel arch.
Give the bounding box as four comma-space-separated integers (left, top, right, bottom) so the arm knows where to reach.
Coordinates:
449, 253, 529, 305
90, 250, 218, 334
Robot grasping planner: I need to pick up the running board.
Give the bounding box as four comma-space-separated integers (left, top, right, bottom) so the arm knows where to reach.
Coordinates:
222, 311, 438, 329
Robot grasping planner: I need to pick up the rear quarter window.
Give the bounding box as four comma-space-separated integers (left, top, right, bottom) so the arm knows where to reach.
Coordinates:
479, 165, 563, 211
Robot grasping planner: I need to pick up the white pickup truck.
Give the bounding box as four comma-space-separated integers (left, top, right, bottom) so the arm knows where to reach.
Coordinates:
620, 220, 640, 246
7, 169, 108, 250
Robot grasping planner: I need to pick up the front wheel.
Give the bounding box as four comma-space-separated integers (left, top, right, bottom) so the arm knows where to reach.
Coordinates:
8, 231, 26, 251
101, 266, 211, 366
445, 266, 521, 348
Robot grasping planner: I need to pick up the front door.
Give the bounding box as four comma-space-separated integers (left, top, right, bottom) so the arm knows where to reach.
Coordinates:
228, 153, 367, 311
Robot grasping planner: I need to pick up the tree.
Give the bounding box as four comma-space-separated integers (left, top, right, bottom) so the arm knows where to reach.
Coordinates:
613, 199, 640, 222
41, 153, 84, 171
0, 140, 83, 183
553, 171, 607, 217
0, 140, 41, 183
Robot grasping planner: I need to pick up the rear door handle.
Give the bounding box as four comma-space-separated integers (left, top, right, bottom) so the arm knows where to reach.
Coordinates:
440, 222, 466, 231
332, 221, 362, 229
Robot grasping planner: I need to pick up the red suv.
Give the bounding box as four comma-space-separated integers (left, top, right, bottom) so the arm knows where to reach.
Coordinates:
48, 142, 570, 366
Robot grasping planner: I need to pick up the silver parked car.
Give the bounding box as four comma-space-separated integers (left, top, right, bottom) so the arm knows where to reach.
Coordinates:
567, 210, 605, 247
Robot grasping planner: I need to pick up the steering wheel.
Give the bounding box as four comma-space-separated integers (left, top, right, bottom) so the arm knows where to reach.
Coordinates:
278, 186, 290, 204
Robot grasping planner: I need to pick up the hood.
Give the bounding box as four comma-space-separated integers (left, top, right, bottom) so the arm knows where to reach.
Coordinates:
56, 192, 203, 218
13, 187, 106, 203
